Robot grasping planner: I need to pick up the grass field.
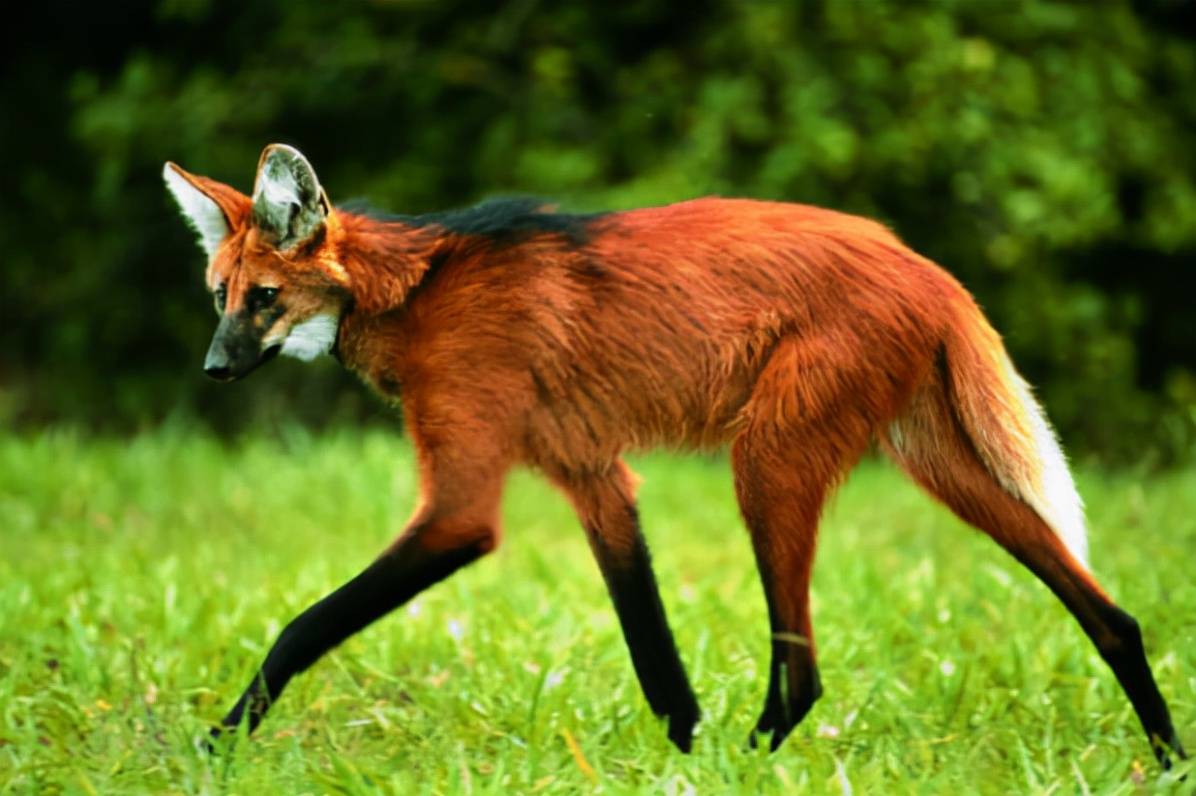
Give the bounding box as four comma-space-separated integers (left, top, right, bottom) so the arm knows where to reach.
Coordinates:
1, 427, 1192, 794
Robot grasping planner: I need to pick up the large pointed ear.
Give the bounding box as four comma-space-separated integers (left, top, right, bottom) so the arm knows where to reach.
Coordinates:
162, 162, 250, 259
251, 144, 331, 251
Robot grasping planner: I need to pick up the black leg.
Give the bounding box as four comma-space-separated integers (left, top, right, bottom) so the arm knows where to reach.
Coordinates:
730, 436, 830, 754
1010, 547, 1187, 769
748, 560, 823, 752
212, 530, 489, 742
586, 507, 700, 752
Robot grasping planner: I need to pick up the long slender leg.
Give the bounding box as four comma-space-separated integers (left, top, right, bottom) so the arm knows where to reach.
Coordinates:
732, 435, 842, 752
884, 381, 1187, 767
1005, 537, 1186, 768
729, 335, 880, 751
556, 461, 700, 752
213, 524, 493, 739
211, 435, 508, 744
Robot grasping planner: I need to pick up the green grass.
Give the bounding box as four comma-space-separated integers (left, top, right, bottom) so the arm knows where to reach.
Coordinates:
1, 427, 1193, 794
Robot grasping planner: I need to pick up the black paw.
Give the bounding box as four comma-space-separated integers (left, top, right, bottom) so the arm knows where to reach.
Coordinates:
749, 688, 816, 752
666, 705, 700, 753
202, 726, 224, 755
748, 662, 821, 752
1153, 730, 1188, 772
203, 719, 244, 756
747, 719, 792, 753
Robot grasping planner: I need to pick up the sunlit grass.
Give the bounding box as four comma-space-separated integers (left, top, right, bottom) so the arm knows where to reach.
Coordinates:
0, 428, 1192, 793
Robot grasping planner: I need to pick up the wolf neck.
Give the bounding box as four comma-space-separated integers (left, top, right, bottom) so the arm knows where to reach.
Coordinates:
335, 211, 446, 316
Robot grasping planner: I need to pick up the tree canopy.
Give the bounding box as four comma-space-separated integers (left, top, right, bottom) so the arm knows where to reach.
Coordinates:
4, 0, 1194, 462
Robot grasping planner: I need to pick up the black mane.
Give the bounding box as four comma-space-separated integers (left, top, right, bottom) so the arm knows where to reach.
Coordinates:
340, 196, 605, 245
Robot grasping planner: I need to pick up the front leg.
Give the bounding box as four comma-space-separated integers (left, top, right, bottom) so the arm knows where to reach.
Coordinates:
213, 523, 494, 740
211, 447, 507, 743
556, 461, 701, 752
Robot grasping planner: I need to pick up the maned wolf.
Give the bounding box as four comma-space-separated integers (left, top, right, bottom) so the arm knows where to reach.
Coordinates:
165, 144, 1185, 766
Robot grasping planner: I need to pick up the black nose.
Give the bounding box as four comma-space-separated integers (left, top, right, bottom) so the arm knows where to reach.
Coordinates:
204, 342, 236, 382
204, 364, 233, 381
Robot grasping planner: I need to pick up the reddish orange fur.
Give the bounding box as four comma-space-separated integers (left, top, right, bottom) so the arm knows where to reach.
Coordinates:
334, 199, 955, 474
197, 184, 1065, 642
169, 159, 1184, 762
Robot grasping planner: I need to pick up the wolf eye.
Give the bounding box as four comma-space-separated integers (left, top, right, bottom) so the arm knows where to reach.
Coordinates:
214, 283, 227, 312
248, 286, 280, 311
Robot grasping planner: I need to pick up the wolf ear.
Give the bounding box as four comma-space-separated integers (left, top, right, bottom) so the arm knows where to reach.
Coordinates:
163, 162, 248, 259
251, 144, 330, 251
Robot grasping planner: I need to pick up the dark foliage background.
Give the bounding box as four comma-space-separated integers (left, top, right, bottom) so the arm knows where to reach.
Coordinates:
3, 0, 1194, 462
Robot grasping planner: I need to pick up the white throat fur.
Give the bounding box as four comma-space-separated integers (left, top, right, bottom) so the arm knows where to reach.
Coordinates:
280, 314, 339, 361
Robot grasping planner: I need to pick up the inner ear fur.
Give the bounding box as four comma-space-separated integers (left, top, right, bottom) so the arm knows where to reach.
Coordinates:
251, 144, 331, 252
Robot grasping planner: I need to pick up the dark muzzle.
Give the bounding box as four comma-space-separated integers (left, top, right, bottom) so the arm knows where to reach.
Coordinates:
203, 313, 280, 382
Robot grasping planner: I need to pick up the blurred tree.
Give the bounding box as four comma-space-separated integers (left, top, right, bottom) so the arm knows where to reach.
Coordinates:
2, 0, 1194, 462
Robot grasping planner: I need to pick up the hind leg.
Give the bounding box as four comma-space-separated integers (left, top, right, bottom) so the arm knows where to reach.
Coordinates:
732, 333, 900, 750
884, 383, 1186, 767
733, 424, 871, 751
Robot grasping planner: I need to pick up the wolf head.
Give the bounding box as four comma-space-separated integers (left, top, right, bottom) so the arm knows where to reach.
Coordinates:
163, 144, 351, 381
